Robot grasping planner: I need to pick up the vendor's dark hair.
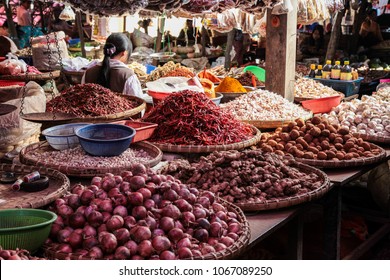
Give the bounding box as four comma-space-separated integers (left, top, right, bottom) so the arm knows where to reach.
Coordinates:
313, 25, 324, 40
98, 32, 132, 88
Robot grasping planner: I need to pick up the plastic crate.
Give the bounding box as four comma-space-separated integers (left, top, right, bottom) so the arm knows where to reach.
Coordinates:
310, 77, 363, 96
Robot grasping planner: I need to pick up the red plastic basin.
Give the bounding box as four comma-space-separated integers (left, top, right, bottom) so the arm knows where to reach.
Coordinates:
301, 95, 342, 114
111, 120, 158, 143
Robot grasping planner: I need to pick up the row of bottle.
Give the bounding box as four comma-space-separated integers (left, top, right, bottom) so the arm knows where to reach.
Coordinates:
308, 60, 352, 80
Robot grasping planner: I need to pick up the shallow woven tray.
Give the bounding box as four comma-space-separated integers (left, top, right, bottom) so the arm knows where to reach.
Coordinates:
294, 143, 387, 168
0, 70, 61, 81
242, 112, 313, 130
0, 164, 69, 209
20, 95, 146, 126
352, 133, 390, 145
150, 126, 261, 153
20, 141, 163, 178
235, 162, 331, 212
43, 197, 250, 260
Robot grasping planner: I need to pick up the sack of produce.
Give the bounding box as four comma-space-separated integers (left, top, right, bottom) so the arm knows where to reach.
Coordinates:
131, 29, 154, 48
368, 161, 390, 215
31, 31, 69, 71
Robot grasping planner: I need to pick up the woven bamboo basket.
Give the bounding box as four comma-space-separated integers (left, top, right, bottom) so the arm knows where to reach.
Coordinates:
0, 70, 61, 81
43, 197, 250, 260
62, 69, 85, 85
150, 126, 261, 153
235, 162, 331, 211
294, 143, 387, 168
20, 95, 146, 127
0, 164, 69, 209
241, 112, 313, 130
20, 141, 163, 178
352, 133, 390, 145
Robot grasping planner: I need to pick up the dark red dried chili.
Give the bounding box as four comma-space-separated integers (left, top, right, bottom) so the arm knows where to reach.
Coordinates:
142, 90, 253, 145
46, 84, 139, 117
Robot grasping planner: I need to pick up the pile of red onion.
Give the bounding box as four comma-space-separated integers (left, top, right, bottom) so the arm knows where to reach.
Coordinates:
46, 163, 246, 260
0, 248, 45, 260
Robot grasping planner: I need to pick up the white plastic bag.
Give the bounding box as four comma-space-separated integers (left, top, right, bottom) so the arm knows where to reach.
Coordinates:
59, 5, 75, 21
0, 53, 27, 75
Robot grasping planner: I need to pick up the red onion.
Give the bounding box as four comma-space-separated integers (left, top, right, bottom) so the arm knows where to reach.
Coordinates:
152, 236, 171, 252
114, 228, 130, 245
197, 197, 211, 209
49, 223, 62, 239
161, 204, 181, 220
68, 231, 83, 249
228, 212, 237, 219
87, 211, 103, 227
215, 211, 227, 221
200, 244, 215, 255
87, 185, 99, 193
114, 175, 123, 185
57, 204, 74, 218
144, 199, 155, 210
163, 189, 179, 201
201, 191, 215, 204
84, 206, 95, 218
130, 226, 151, 243
214, 243, 227, 252
130, 255, 144, 260
127, 192, 143, 206
177, 247, 193, 259
197, 218, 210, 230
113, 246, 130, 260
120, 182, 131, 193
123, 216, 136, 229
100, 233, 117, 254
207, 237, 219, 246
138, 188, 152, 200
177, 188, 191, 200
113, 205, 128, 218
152, 228, 165, 237
67, 194, 81, 210
71, 184, 85, 195
210, 222, 223, 238
193, 208, 207, 219
177, 237, 191, 248
91, 176, 102, 187
113, 194, 127, 206
212, 203, 225, 213
106, 215, 124, 232
102, 176, 116, 191
124, 240, 137, 256
145, 216, 157, 230
131, 163, 147, 175
181, 211, 195, 227
57, 228, 72, 243
228, 223, 241, 233
83, 225, 97, 238
97, 224, 107, 233
151, 194, 162, 205
151, 174, 162, 185
101, 212, 112, 223
220, 236, 234, 247
174, 220, 184, 231
169, 181, 180, 192
87, 246, 103, 259
83, 236, 98, 250
97, 199, 113, 213
174, 199, 193, 212
192, 249, 202, 257
132, 206, 147, 220
121, 171, 133, 178
54, 215, 65, 226
74, 249, 89, 256
227, 232, 239, 241
159, 216, 174, 233
57, 244, 73, 253
189, 188, 199, 196
55, 198, 66, 208
194, 229, 209, 242
187, 193, 197, 205
75, 206, 87, 215
80, 189, 95, 205
108, 187, 120, 198
129, 176, 146, 191
68, 212, 86, 229
160, 250, 175, 260
138, 240, 154, 257
167, 228, 183, 243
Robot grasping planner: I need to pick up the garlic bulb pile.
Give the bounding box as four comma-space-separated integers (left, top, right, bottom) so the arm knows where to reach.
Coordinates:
322, 95, 390, 138
295, 78, 341, 99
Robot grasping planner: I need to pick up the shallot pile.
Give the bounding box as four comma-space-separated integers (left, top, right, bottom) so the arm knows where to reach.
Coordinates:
160, 150, 325, 204
46, 163, 246, 260
46, 84, 140, 117
0, 248, 45, 260
143, 90, 253, 145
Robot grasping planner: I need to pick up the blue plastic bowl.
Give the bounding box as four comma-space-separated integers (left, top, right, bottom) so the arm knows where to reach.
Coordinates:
146, 64, 156, 74
75, 124, 136, 156
211, 92, 223, 106
42, 123, 90, 150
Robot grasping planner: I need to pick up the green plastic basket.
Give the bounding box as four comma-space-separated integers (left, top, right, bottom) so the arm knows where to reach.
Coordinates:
243, 66, 266, 82
0, 209, 57, 253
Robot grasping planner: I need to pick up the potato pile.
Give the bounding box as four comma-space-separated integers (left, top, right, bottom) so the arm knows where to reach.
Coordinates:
259, 117, 382, 160
322, 96, 390, 138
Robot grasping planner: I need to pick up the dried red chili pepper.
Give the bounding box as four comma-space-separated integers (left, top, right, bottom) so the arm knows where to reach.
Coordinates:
142, 90, 253, 145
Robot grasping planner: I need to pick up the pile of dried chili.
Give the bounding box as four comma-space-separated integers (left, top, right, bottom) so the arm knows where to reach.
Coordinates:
142, 90, 253, 145
46, 84, 140, 117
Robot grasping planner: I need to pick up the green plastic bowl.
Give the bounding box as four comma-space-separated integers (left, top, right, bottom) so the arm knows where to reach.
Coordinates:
243, 66, 266, 82
0, 209, 57, 252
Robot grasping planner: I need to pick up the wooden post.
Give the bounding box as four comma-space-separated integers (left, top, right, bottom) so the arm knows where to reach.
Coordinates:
3, 0, 20, 48
201, 26, 207, 57
224, 29, 235, 69
155, 17, 164, 52
265, 2, 297, 101
326, 10, 345, 61
76, 11, 86, 58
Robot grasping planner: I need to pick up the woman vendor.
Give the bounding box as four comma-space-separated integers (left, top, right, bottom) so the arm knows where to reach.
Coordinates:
82, 33, 146, 99
16, 0, 42, 48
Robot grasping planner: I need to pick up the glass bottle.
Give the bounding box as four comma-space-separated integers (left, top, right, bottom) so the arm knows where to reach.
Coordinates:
322, 60, 332, 79
331, 61, 341, 80
315, 65, 323, 79
340, 61, 352, 81
308, 64, 316, 78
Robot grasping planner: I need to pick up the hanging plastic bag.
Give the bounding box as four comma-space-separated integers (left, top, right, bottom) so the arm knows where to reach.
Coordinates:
59, 5, 75, 21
